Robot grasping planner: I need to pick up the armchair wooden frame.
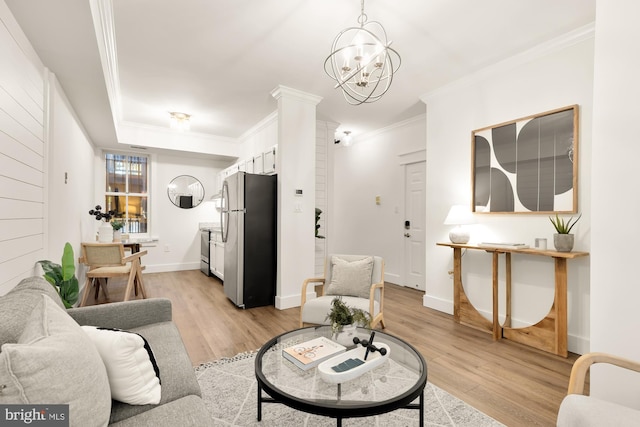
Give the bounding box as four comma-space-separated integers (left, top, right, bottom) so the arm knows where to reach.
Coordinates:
78, 242, 148, 307
567, 352, 640, 395
299, 261, 385, 329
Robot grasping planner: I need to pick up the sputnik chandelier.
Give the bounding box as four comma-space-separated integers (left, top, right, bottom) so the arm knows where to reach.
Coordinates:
324, 0, 401, 105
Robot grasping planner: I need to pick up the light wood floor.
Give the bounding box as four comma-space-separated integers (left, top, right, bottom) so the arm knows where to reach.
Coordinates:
85, 269, 579, 426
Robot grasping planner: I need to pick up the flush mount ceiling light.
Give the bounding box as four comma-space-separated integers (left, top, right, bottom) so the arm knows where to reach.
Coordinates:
324, 0, 401, 105
341, 131, 353, 146
334, 130, 353, 146
169, 111, 191, 131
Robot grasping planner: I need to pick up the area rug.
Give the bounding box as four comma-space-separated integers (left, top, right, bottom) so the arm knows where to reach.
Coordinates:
195, 352, 504, 427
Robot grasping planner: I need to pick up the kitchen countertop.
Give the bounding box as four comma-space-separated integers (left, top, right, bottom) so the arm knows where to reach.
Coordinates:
199, 222, 221, 231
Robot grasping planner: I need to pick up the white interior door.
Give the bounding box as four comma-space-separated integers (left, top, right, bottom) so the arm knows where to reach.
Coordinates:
404, 161, 426, 290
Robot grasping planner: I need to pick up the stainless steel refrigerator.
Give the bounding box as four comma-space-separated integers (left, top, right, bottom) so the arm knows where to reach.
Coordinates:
221, 172, 277, 308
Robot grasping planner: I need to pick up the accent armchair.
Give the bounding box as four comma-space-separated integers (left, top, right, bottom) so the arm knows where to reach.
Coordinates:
300, 254, 385, 329
557, 352, 640, 426
79, 242, 147, 307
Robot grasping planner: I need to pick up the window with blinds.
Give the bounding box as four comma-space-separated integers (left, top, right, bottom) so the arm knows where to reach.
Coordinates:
104, 153, 149, 234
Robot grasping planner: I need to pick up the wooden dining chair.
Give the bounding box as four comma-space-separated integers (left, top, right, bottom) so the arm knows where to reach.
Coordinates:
79, 242, 147, 307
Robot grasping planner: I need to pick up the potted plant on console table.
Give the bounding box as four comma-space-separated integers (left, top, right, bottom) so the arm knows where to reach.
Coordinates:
549, 214, 581, 252
111, 220, 125, 242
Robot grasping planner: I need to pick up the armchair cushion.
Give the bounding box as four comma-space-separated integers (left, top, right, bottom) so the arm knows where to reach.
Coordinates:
557, 394, 640, 427
326, 256, 374, 299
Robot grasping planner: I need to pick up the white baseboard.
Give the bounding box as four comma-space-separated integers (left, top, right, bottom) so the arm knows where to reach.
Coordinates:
385, 272, 400, 283
142, 262, 200, 274
423, 294, 454, 315
276, 293, 303, 310
568, 335, 590, 355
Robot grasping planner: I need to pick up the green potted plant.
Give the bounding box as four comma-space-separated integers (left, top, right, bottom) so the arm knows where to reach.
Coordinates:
37, 242, 79, 308
549, 214, 581, 252
326, 297, 370, 345
111, 219, 125, 242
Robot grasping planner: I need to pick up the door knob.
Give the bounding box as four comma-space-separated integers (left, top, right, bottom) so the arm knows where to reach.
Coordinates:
404, 233, 411, 237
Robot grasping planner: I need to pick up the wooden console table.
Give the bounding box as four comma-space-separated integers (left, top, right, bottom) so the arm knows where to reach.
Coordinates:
437, 243, 589, 357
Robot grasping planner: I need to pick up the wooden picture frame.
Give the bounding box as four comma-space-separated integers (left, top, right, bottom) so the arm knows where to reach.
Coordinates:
471, 105, 579, 214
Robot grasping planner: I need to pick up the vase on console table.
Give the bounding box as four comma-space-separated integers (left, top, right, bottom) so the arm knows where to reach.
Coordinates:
553, 234, 574, 252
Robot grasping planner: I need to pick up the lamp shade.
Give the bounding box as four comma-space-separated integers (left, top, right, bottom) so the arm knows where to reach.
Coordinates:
444, 205, 475, 225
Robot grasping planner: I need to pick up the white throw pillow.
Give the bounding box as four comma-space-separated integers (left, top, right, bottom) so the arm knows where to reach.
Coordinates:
81, 326, 161, 405
326, 256, 374, 299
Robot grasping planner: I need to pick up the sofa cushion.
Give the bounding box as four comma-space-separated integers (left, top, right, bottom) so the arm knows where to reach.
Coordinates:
81, 326, 161, 405
109, 395, 212, 426
326, 256, 374, 299
0, 277, 65, 346
0, 294, 111, 427
108, 321, 202, 424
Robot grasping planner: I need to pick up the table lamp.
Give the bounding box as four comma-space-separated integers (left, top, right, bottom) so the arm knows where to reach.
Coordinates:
444, 205, 475, 244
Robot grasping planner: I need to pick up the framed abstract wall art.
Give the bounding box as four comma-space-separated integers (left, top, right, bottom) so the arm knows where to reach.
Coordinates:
471, 105, 578, 214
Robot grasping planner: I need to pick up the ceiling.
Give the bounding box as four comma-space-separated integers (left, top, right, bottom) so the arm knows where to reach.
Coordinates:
6, 0, 595, 157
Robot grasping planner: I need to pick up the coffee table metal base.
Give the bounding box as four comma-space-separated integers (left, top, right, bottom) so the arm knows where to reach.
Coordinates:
257, 382, 425, 426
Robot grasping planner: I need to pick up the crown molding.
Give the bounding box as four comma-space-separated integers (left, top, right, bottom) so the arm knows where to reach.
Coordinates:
355, 113, 426, 143
270, 85, 323, 105
238, 110, 278, 141
421, 22, 596, 102
89, 0, 121, 131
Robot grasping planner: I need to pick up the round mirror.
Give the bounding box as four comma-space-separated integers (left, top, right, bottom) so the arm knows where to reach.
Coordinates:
167, 175, 205, 209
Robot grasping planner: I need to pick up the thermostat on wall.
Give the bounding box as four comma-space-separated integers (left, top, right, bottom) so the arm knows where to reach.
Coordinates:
295, 189, 303, 196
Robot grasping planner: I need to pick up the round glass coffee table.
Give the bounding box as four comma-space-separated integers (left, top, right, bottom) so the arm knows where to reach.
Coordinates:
255, 326, 427, 426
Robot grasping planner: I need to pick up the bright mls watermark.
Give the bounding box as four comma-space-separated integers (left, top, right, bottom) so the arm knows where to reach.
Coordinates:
1, 405, 68, 426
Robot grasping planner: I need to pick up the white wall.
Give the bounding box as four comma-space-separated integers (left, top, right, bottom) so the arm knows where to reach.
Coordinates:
590, 0, 640, 408
47, 74, 98, 276
421, 27, 594, 354
331, 115, 426, 284
272, 86, 321, 309
144, 153, 225, 272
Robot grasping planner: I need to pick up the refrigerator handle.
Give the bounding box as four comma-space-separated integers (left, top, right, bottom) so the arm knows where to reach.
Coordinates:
221, 180, 229, 243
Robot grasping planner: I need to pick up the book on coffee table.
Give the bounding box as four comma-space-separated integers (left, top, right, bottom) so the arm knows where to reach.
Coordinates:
282, 336, 346, 371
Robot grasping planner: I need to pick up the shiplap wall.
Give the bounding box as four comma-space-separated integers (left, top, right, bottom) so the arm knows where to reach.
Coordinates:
0, 2, 46, 294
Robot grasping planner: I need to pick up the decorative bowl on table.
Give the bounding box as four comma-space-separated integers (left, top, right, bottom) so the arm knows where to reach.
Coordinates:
317, 342, 390, 384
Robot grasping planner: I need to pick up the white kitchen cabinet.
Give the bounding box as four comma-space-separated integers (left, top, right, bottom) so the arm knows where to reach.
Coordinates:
263, 146, 276, 174
210, 231, 224, 281
253, 153, 264, 174
245, 158, 254, 173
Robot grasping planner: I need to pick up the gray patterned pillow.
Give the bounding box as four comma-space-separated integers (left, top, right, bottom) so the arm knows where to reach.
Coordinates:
326, 256, 374, 299
0, 277, 65, 346
0, 294, 111, 427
